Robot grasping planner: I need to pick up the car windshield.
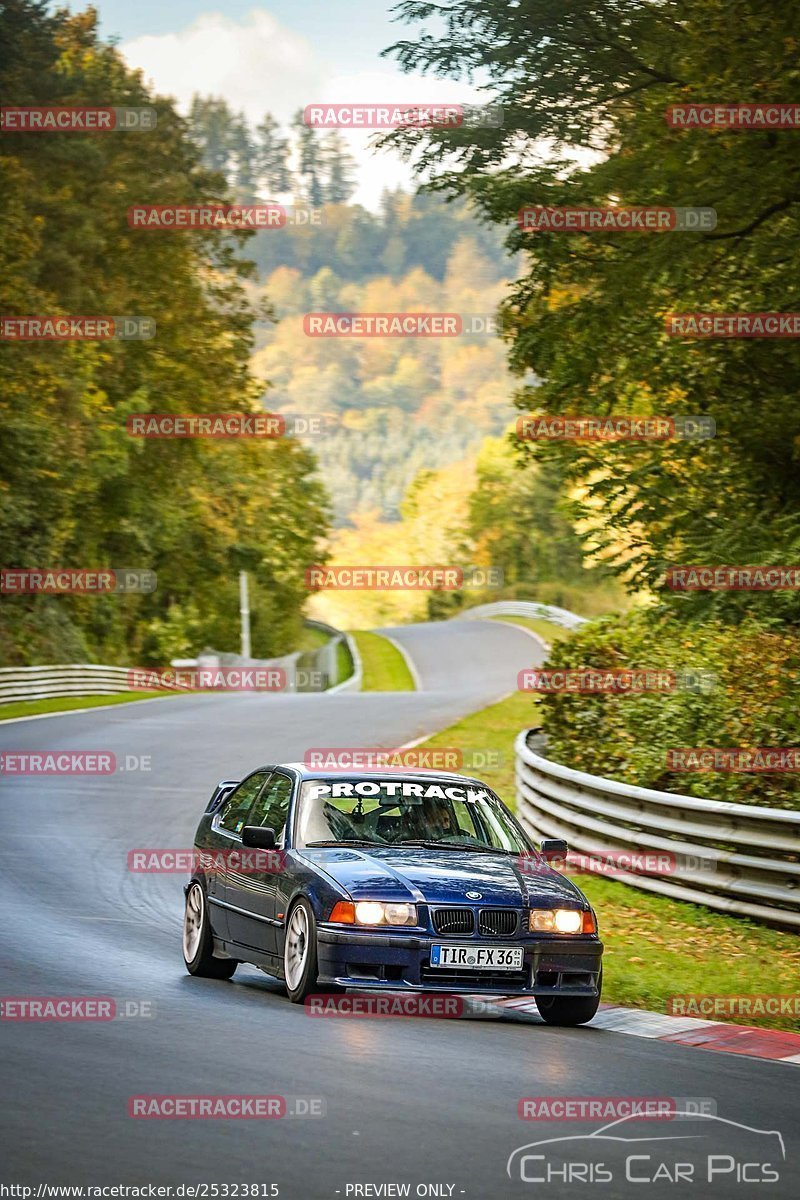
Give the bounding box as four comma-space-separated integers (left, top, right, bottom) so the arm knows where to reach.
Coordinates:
296, 777, 535, 854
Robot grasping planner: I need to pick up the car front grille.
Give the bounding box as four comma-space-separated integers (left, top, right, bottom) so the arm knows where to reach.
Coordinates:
478, 908, 519, 937
432, 907, 475, 935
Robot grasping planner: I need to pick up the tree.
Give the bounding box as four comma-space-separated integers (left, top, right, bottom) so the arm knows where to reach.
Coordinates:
230, 113, 257, 201
382, 0, 800, 622
255, 112, 293, 195
292, 108, 325, 206
321, 132, 357, 204
0, 1, 329, 665
187, 94, 238, 175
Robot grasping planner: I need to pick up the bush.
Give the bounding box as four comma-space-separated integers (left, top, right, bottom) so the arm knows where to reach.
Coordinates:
538, 610, 800, 810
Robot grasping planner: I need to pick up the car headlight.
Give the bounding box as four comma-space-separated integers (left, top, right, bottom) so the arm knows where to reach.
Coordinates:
355, 901, 417, 927
329, 900, 418, 926
529, 908, 593, 934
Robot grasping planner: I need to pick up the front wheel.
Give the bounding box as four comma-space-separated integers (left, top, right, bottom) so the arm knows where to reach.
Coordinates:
535, 970, 602, 1026
283, 898, 320, 1003
183, 881, 237, 979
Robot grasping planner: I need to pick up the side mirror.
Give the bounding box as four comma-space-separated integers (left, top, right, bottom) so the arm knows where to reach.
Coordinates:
540, 838, 568, 863
242, 825, 277, 850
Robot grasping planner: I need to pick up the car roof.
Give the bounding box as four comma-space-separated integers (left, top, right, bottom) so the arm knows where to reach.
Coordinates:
270, 763, 491, 787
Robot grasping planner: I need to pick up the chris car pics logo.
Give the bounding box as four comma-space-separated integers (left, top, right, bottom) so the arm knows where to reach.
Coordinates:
507, 1112, 785, 1185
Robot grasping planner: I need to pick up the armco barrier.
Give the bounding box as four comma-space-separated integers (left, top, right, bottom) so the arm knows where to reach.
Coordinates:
0, 622, 359, 704
454, 599, 587, 630
302, 619, 360, 692
0, 664, 133, 704
515, 728, 800, 928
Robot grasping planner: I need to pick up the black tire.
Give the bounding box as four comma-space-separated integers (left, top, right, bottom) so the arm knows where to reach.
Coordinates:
183, 881, 237, 979
283, 897, 320, 1003
535, 969, 602, 1026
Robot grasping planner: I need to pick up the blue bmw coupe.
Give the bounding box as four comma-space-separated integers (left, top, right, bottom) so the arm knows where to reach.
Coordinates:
183, 764, 603, 1024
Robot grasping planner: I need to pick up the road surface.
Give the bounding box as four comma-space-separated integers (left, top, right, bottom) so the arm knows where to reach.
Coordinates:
0, 619, 797, 1198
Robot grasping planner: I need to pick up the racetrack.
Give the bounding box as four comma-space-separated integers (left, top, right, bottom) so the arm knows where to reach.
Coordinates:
1, 618, 797, 1197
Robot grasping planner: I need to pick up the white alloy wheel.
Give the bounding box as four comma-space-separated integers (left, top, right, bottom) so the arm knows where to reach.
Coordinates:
183, 882, 204, 962
284, 903, 310, 990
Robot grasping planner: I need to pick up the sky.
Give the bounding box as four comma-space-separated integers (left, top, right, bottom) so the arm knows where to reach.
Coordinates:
62, 1, 488, 209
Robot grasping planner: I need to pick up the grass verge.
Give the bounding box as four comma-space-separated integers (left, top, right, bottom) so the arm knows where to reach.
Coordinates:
335, 637, 354, 687
0, 691, 175, 721
351, 631, 415, 692
416, 687, 800, 1031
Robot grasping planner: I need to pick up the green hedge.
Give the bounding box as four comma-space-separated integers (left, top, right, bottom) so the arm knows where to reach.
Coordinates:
537, 610, 800, 810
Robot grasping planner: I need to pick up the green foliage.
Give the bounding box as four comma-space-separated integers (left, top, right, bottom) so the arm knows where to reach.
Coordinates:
414, 682, 800, 1028
429, 435, 621, 617
252, 228, 517, 524
538, 610, 800, 809
383, 0, 800, 622
245, 188, 514, 284
188, 97, 358, 206
0, 1, 329, 666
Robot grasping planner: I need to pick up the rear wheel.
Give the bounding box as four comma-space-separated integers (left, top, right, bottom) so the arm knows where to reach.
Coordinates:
535, 970, 602, 1026
283, 898, 320, 1003
183, 881, 237, 979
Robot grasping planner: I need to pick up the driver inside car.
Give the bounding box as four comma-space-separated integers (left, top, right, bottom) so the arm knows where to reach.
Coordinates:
390, 794, 458, 842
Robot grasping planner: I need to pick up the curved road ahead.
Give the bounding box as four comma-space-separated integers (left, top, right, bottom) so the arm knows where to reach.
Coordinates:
0, 619, 797, 1197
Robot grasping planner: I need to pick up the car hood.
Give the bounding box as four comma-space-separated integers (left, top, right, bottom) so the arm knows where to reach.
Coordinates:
298, 845, 586, 908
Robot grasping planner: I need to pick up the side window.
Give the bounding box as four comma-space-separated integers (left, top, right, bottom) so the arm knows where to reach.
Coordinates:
248, 773, 294, 842
218, 771, 269, 835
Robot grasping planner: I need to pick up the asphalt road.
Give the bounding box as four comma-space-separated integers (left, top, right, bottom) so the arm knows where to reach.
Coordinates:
1, 618, 797, 1199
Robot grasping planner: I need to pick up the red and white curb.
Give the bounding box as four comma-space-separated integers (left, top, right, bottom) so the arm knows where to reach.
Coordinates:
473, 998, 800, 1065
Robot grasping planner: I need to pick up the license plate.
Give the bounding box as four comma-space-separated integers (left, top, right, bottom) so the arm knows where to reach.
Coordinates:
429, 944, 524, 970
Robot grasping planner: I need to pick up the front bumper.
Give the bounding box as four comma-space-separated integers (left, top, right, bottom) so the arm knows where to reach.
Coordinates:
317, 925, 603, 995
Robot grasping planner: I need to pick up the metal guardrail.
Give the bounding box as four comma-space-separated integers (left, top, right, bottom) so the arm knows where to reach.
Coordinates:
0, 622, 359, 704
327, 631, 362, 694
0, 664, 134, 703
454, 599, 588, 630
302, 619, 360, 692
515, 728, 800, 928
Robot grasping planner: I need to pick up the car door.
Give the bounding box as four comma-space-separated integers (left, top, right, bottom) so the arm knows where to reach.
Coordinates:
225, 770, 295, 955
208, 769, 270, 940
